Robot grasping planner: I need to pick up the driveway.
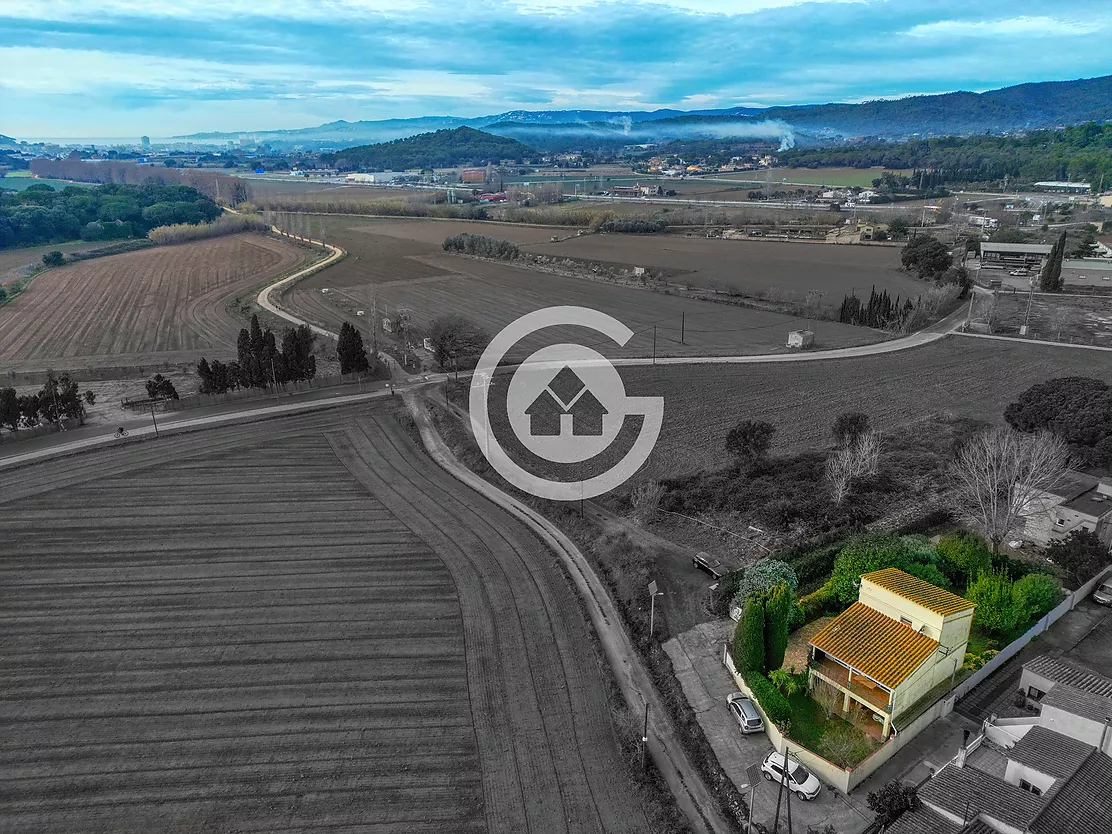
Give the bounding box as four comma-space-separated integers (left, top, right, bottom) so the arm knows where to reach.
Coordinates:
664, 620, 876, 834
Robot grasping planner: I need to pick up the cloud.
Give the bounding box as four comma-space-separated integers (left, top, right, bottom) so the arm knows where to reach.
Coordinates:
905, 16, 1091, 38
3, 0, 1110, 137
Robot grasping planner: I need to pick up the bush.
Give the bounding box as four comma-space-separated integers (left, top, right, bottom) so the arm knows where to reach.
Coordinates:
904, 561, 951, 590
937, 531, 992, 583
799, 584, 840, 623
829, 533, 912, 604
1047, 529, 1111, 587
967, 569, 1020, 637
746, 673, 792, 731
730, 559, 799, 613
1012, 573, 1061, 622
147, 212, 269, 244
41, 250, 64, 267
442, 233, 519, 259
599, 218, 667, 234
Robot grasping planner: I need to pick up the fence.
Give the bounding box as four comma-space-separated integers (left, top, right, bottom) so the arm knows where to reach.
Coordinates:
162, 372, 388, 412
0, 416, 84, 445
951, 565, 1112, 701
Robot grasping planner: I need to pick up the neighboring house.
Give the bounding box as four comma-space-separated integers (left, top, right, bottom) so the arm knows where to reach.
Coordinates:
808, 568, 975, 739
1022, 470, 1112, 549
887, 656, 1112, 834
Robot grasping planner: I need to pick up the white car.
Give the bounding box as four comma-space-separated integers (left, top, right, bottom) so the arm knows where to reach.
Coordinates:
761, 751, 822, 801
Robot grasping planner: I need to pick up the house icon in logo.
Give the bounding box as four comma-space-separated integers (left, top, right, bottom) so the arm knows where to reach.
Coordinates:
525, 366, 608, 437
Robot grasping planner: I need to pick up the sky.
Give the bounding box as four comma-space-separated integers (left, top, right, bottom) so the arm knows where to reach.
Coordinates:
1, 0, 1110, 139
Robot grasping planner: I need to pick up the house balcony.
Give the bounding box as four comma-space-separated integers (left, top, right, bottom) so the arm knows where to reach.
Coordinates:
812, 657, 893, 715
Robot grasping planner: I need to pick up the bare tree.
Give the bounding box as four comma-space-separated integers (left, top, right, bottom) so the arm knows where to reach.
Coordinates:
949, 426, 1069, 553
813, 678, 843, 717
826, 430, 881, 504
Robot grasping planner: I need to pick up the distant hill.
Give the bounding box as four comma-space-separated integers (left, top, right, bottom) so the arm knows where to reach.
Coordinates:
0, 134, 18, 147
321, 126, 535, 171
177, 74, 1112, 152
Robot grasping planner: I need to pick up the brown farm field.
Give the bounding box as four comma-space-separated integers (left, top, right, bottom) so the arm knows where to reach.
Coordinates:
0, 233, 310, 374
285, 216, 888, 360
619, 335, 1112, 478
471, 335, 1112, 485
0, 407, 646, 833
0, 241, 103, 278
520, 233, 918, 300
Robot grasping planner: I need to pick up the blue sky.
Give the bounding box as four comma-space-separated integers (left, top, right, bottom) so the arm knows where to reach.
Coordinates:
2, 0, 1110, 139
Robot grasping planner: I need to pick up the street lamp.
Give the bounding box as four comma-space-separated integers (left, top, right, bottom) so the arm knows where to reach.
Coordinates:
648, 580, 663, 637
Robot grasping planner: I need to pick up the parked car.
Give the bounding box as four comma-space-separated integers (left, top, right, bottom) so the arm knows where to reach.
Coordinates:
1093, 579, 1112, 606
761, 751, 822, 801
727, 693, 764, 734
692, 552, 724, 579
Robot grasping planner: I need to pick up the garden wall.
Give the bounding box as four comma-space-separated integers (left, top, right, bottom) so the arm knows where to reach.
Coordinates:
162, 372, 389, 412
951, 565, 1112, 702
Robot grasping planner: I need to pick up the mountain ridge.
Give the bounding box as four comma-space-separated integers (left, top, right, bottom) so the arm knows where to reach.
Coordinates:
173, 74, 1112, 151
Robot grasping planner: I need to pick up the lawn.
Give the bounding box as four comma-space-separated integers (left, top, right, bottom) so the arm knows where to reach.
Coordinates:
785, 690, 878, 767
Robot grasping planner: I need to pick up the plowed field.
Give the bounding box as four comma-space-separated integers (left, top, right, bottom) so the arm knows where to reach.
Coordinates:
0, 407, 644, 833
0, 234, 308, 374
285, 216, 886, 360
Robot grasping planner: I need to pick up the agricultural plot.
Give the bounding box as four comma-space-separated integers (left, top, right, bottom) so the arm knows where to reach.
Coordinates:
0, 233, 308, 374
615, 335, 1112, 478
990, 294, 1112, 347
290, 237, 884, 359
0, 408, 644, 833
0, 241, 103, 277
521, 233, 919, 300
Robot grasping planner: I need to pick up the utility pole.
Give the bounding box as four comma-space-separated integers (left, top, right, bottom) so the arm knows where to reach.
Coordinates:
1021, 288, 1035, 336
680, 311, 685, 344
648, 580, 662, 637
641, 702, 650, 771
652, 326, 657, 365
149, 401, 160, 438
271, 358, 279, 405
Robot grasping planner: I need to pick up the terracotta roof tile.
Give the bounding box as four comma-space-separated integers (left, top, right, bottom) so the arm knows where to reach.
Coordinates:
809, 602, 939, 689
862, 568, 976, 616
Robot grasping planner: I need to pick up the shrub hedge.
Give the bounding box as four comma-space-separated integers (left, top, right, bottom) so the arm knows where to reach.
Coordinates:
746, 673, 792, 730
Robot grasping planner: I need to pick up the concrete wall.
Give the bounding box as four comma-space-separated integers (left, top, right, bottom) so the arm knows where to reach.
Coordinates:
164, 372, 386, 412
985, 719, 1036, 748
1039, 704, 1110, 752
1004, 760, 1055, 794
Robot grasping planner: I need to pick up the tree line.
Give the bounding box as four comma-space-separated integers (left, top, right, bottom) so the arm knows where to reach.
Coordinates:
28, 158, 252, 204
778, 122, 1112, 192
0, 181, 222, 249
196, 315, 317, 395
0, 373, 96, 435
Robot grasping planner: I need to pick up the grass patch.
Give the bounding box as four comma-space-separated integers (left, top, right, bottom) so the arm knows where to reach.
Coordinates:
785, 692, 878, 767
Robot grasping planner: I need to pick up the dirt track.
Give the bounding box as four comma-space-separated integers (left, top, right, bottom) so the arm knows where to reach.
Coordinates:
0, 406, 644, 833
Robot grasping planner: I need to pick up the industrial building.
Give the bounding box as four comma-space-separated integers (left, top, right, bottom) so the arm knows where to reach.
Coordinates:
979, 242, 1054, 269
1032, 181, 1092, 193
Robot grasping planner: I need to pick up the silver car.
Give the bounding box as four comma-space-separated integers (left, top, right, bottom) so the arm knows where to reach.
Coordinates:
727, 693, 764, 734
1093, 580, 1112, 606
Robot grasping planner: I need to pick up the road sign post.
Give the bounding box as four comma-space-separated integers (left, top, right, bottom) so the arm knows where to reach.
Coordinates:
648, 580, 662, 637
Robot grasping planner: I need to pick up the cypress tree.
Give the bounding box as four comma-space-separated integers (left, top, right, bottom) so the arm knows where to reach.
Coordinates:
734, 593, 767, 676
764, 584, 793, 671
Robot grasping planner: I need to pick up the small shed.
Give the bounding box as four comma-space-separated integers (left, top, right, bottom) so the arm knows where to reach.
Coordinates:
787, 329, 814, 349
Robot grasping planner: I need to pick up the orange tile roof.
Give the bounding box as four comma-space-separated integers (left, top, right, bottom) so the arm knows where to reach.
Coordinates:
862, 568, 976, 617
809, 602, 939, 689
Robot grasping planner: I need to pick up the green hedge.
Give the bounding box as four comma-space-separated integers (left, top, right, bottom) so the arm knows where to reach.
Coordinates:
799, 583, 840, 623
746, 673, 792, 730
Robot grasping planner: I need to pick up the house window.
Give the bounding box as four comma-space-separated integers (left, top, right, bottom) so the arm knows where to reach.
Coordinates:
1027, 686, 1046, 701
900, 617, 913, 626
1019, 780, 1042, 796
